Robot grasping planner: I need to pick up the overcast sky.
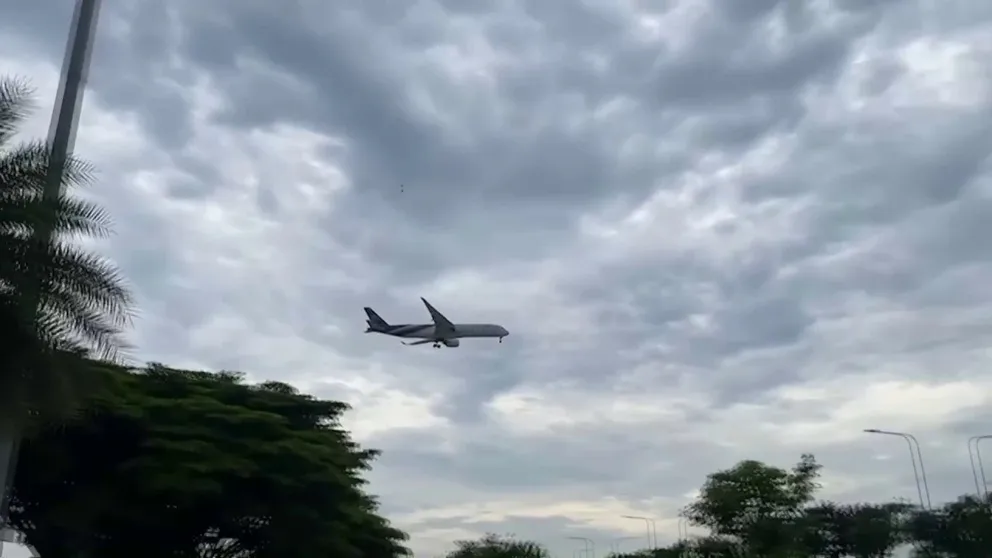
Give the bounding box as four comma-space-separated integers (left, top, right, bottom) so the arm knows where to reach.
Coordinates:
2, 0, 992, 556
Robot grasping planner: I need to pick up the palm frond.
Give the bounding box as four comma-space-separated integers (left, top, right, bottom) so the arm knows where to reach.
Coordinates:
0, 75, 136, 425
0, 77, 35, 148
0, 235, 134, 361
0, 172, 114, 240
42, 241, 135, 358
0, 139, 99, 199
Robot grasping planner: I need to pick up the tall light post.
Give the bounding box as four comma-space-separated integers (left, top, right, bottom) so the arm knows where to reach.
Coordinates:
567, 536, 595, 558
0, 2, 103, 551
863, 429, 931, 509
678, 516, 688, 541
621, 515, 656, 549
968, 435, 991, 500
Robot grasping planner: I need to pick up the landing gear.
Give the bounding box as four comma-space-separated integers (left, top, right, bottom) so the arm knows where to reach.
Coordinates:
499, 337, 503, 343
433, 342, 442, 348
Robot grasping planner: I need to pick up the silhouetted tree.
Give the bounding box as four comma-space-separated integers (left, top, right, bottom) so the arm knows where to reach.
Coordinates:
10, 363, 409, 558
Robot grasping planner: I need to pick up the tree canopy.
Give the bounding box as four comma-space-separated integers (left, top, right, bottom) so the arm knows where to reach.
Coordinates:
10, 363, 410, 558
444, 533, 550, 558
10, 365, 990, 558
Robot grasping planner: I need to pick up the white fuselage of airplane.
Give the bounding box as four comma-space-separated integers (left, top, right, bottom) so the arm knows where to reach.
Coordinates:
381, 323, 507, 340
363, 299, 508, 348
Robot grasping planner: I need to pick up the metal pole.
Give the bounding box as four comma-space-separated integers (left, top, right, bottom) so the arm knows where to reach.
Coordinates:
975, 435, 992, 501
969, 436, 984, 498
621, 515, 655, 549
0, 0, 102, 545
677, 516, 689, 558
905, 433, 932, 510
863, 429, 926, 509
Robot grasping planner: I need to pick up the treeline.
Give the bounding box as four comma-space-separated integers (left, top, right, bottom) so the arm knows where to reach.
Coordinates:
10, 363, 990, 558
441, 455, 992, 557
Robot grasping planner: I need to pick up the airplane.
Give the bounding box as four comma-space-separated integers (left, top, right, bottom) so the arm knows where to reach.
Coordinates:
364, 298, 509, 348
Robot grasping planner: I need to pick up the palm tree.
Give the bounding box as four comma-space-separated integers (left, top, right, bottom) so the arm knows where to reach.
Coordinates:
0, 76, 134, 427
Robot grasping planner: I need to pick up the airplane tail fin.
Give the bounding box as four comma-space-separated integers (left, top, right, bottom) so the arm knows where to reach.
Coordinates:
364, 307, 389, 332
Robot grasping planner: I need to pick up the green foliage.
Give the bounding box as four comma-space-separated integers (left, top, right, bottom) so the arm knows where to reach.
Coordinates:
9, 363, 410, 558
599, 455, 990, 558
0, 75, 134, 426
445, 533, 550, 558
907, 494, 992, 556
682, 453, 822, 555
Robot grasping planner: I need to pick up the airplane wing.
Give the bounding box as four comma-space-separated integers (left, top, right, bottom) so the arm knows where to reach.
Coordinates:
421, 297, 456, 336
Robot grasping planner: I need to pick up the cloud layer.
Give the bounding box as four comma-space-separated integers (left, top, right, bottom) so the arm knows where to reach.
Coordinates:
3, 0, 992, 555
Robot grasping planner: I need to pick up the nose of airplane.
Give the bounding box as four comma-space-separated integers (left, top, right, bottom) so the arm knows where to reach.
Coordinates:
500, 327, 509, 336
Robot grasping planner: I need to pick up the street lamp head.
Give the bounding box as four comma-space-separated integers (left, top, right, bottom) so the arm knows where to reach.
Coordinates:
864, 429, 880, 433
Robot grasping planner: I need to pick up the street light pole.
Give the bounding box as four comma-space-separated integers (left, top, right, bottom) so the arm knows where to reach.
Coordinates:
968, 435, 991, 500
905, 432, 932, 510
621, 515, 656, 549
863, 429, 931, 509
677, 516, 688, 541
567, 536, 595, 558
0, 0, 102, 551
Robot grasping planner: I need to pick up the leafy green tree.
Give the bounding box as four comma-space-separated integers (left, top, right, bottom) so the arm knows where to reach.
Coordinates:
444, 533, 550, 558
801, 501, 907, 557
907, 494, 992, 557
0, 76, 134, 427
9, 363, 409, 558
841, 502, 908, 557
683, 454, 821, 556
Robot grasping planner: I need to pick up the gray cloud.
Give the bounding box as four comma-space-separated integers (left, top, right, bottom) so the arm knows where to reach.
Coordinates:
3, 0, 992, 556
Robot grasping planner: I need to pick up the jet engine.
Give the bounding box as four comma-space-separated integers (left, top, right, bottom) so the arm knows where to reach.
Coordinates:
443, 339, 460, 347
